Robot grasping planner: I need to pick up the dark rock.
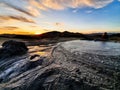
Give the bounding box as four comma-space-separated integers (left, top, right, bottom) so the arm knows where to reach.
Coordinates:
30, 54, 40, 60
28, 58, 43, 70
0, 40, 28, 59
75, 69, 81, 75
0, 78, 3, 82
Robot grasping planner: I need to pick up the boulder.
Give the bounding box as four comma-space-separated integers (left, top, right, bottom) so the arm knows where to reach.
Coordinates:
28, 58, 44, 70
0, 40, 28, 59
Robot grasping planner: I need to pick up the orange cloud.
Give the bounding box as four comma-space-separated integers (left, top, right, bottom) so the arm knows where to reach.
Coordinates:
0, 26, 19, 30
0, 15, 35, 23
40, 0, 65, 10
27, 6, 40, 17
38, 0, 113, 10
0, 0, 113, 18
0, 26, 39, 35
29, 0, 47, 10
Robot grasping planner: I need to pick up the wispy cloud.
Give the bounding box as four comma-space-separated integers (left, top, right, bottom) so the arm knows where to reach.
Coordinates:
0, 0, 40, 17
39, 0, 113, 10
73, 9, 79, 13
0, 15, 35, 23
0, 0, 113, 17
43, 22, 65, 27
0, 26, 19, 30
85, 10, 93, 13
54, 22, 65, 26
0, 26, 35, 34
26, 6, 40, 17
29, 0, 47, 11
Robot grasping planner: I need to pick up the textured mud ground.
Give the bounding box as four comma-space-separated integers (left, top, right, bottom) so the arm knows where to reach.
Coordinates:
0, 40, 120, 90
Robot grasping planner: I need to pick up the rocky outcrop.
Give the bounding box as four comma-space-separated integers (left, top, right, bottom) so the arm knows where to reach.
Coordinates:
0, 40, 28, 59
0, 40, 120, 90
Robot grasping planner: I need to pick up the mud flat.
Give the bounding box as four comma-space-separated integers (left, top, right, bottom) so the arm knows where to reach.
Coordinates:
0, 40, 120, 90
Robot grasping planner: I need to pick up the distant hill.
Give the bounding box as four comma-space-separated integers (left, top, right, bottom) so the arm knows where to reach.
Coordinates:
0, 31, 120, 41
38, 31, 86, 38
87, 33, 120, 38
0, 31, 87, 39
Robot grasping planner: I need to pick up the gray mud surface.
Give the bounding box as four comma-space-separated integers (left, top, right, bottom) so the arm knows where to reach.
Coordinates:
0, 40, 120, 90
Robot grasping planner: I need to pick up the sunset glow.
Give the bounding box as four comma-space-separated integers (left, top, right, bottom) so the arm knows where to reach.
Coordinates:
35, 32, 41, 35
0, 0, 120, 34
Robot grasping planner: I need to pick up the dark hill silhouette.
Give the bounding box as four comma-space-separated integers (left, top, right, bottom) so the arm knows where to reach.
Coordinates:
0, 31, 119, 41
0, 31, 86, 39
38, 31, 86, 39
38, 31, 61, 38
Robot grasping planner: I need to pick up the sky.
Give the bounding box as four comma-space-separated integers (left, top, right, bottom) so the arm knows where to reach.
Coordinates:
0, 0, 120, 34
